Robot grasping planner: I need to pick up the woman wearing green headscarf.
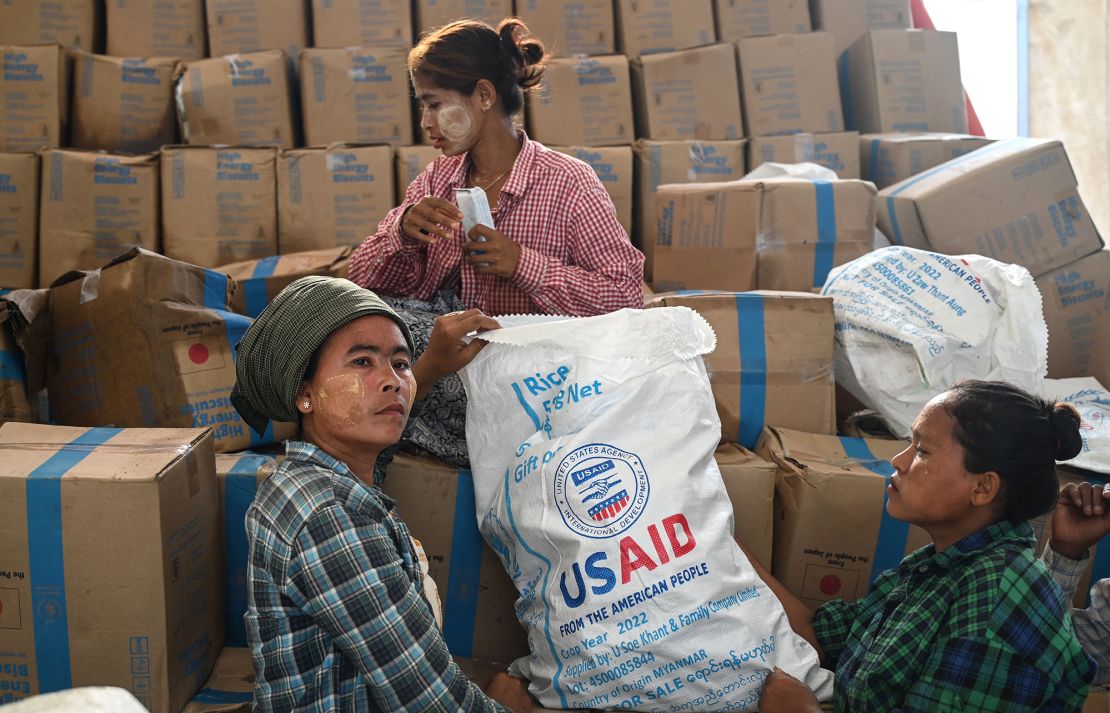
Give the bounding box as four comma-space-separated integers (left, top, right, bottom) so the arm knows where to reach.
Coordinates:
231, 276, 531, 712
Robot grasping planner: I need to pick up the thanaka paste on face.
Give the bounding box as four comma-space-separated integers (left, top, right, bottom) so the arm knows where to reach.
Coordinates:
315, 373, 367, 427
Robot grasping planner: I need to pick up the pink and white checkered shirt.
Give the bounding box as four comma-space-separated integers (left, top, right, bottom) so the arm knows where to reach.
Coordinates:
348, 132, 645, 316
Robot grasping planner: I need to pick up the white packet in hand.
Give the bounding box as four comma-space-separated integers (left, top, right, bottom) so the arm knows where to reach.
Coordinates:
455, 186, 495, 267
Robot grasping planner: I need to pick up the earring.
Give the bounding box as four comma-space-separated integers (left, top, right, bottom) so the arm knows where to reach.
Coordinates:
302, 400, 310, 409
482, 102, 491, 111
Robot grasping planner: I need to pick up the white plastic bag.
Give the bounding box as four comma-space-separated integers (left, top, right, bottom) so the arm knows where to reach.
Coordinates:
460, 308, 832, 711
1044, 377, 1110, 475
822, 246, 1047, 438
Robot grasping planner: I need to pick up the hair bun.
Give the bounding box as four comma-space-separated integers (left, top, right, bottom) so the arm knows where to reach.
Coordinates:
1051, 402, 1083, 461
497, 18, 546, 89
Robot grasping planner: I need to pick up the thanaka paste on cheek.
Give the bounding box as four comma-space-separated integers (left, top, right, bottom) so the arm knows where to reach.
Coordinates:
437, 103, 474, 142
315, 374, 367, 427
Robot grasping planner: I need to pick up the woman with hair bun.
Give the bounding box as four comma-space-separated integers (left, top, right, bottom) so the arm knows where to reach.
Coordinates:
751, 380, 1095, 712
348, 18, 644, 317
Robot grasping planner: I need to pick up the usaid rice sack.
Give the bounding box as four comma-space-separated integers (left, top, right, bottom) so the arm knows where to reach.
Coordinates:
823, 246, 1048, 438
460, 308, 833, 711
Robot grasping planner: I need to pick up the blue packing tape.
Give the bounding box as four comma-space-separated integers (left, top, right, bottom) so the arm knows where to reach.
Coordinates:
224, 456, 265, 647
443, 470, 482, 657
0, 350, 26, 382
189, 688, 253, 705
838, 436, 910, 585
736, 294, 767, 449
812, 180, 837, 289
27, 427, 123, 692
243, 256, 281, 318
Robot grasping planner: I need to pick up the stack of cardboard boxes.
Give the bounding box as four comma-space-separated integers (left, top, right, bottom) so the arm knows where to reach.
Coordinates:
1, 1, 1109, 711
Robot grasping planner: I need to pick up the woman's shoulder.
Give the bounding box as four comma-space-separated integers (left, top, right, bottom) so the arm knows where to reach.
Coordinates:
528, 140, 605, 187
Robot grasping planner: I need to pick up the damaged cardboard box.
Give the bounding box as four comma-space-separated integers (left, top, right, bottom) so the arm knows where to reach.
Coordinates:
0, 290, 38, 424
737, 32, 844, 137
0, 0, 99, 51
161, 146, 278, 268
756, 426, 928, 607
0, 152, 39, 288
615, 0, 715, 59
0, 423, 222, 711
715, 444, 776, 568
632, 139, 746, 279
0, 45, 68, 152
46, 248, 295, 451
215, 453, 276, 648
528, 54, 634, 147
1035, 250, 1110, 379
106, 0, 207, 60
181, 647, 253, 713
551, 145, 633, 237
206, 0, 308, 61
844, 29, 967, 134
71, 52, 179, 154
219, 246, 352, 317
0, 287, 48, 424
314, 0, 412, 49
382, 454, 530, 663
716, 0, 810, 43
301, 47, 412, 147
176, 50, 298, 149
630, 43, 744, 142
748, 131, 861, 179
878, 137, 1104, 276
515, 0, 615, 57
860, 132, 995, 190
278, 144, 393, 254
38, 149, 160, 287
646, 291, 836, 448
395, 145, 442, 202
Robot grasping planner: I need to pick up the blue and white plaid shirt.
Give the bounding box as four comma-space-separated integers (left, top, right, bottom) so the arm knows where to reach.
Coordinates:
245, 440, 509, 712
1042, 546, 1110, 685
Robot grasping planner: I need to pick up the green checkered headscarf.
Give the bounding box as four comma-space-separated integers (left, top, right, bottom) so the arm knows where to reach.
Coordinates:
230, 276, 414, 435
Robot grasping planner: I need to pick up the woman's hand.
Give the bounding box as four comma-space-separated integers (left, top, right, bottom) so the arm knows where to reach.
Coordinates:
759, 667, 823, 713
464, 225, 521, 278
411, 309, 500, 401
484, 672, 533, 713
1050, 482, 1110, 560
401, 197, 462, 244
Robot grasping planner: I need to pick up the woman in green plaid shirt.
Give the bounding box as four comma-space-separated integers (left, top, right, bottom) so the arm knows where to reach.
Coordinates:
756, 380, 1095, 712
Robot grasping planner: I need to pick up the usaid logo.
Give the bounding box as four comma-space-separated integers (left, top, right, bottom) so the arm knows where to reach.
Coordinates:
553, 443, 649, 539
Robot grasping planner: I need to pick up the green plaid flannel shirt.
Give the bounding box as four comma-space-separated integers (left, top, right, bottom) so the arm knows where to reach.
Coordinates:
245, 441, 509, 712
812, 519, 1094, 712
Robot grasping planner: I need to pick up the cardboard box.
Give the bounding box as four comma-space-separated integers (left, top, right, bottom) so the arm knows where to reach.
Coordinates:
1036, 250, 1110, 379
737, 32, 843, 137
0, 153, 39, 289
755, 426, 929, 607
46, 248, 295, 452
0, 45, 67, 152
0, 0, 99, 51
749, 131, 861, 179
630, 43, 743, 141
715, 444, 775, 568
844, 30, 966, 134
206, 0, 308, 60
716, 0, 810, 42
105, 0, 206, 60
70, 52, 179, 154
754, 178, 876, 292
314, 0, 412, 49
215, 454, 275, 648
219, 246, 353, 317
1084, 688, 1110, 713
395, 145, 441, 202
415, 0, 513, 37
528, 55, 634, 147
646, 291, 836, 447
632, 139, 746, 278
381, 454, 530, 663
878, 138, 1104, 276
0, 423, 221, 711
859, 132, 995, 189
515, 0, 615, 57
176, 50, 298, 149
0, 288, 47, 422
551, 145, 633, 238
301, 47, 413, 147
615, 0, 715, 58
38, 149, 160, 287
181, 647, 253, 713
651, 179, 759, 292
278, 144, 393, 254
809, 0, 911, 56
161, 146, 278, 268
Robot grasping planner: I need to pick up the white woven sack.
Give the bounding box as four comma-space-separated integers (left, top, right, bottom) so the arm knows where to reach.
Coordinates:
461, 307, 832, 711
